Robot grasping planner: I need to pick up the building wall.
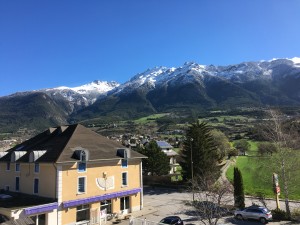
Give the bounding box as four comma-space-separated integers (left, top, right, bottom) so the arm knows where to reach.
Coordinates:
0, 162, 56, 198
60, 159, 142, 224
61, 159, 141, 201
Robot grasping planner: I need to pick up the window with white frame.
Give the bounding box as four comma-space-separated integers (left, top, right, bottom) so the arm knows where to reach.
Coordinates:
121, 172, 128, 186
78, 177, 86, 193
120, 196, 130, 210
121, 159, 128, 168
34, 163, 39, 173
77, 150, 87, 172
78, 162, 86, 172
15, 163, 20, 172
30, 214, 46, 225
100, 200, 112, 214
76, 204, 90, 222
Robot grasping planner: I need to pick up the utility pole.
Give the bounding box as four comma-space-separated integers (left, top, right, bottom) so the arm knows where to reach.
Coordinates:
190, 138, 194, 201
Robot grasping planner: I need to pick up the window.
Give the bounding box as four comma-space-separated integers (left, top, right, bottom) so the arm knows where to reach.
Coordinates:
78, 177, 86, 193
121, 159, 128, 168
30, 214, 46, 225
80, 151, 87, 161
15, 177, 20, 191
34, 178, 39, 194
34, 163, 39, 173
15, 163, 20, 172
77, 150, 87, 172
120, 196, 130, 210
78, 162, 86, 172
6, 162, 10, 171
76, 204, 90, 222
122, 172, 128, 186
100, 200, 112, 214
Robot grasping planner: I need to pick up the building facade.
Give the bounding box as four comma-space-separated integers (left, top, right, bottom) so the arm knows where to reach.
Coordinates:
0, 124, 146, 225
156, 141, 179, 174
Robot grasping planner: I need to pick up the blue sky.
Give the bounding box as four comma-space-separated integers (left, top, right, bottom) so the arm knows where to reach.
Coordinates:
1, 0, 300, 96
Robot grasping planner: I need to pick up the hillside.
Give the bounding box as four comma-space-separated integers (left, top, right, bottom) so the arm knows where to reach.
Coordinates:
1, 58, 300, 133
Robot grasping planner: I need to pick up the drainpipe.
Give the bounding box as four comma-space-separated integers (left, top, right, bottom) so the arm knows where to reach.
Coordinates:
140, 160, 143, 209
53, 163, 59, 225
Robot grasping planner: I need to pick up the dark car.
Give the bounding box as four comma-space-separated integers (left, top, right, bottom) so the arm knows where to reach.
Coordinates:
160, 216, 184, 225
0, 214, 9, 223
234, 205, 272, 224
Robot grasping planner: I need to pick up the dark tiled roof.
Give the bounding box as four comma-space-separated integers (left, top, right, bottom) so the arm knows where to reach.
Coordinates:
0, 191, 56, 209
0, 124, 146, 163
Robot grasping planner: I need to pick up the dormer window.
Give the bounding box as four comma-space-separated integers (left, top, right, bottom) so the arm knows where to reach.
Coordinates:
11, 151, 26, 162
121, 159, 128, 168
77, 150, 88, 173
80, 151, 86, 162
78, 162, 86, 172
29, 150, 47, 163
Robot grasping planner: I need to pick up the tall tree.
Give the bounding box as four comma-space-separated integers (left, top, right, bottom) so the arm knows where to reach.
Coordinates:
136, 141, 170, 176
257, 142, 277, 156
233, 167, 245, 209
233, 139, 250, 156
180, 121, 220, 185
256, 109, 300, 219
192, 176, 233, 225
211, 129, 231, 161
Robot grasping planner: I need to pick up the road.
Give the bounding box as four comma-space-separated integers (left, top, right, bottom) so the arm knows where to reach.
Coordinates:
124, 187, 300, 225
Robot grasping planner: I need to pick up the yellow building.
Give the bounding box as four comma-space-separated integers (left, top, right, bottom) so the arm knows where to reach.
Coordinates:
0, 124, 146, 225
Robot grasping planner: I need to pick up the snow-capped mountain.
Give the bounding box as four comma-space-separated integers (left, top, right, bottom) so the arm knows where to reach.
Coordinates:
1, 57, 300, 132
113, 57, 300, 94
74, 57, 300, 120
39, 80, 120, 112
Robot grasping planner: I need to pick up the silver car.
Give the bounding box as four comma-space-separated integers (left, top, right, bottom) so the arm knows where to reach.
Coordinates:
234, 206, 272, 224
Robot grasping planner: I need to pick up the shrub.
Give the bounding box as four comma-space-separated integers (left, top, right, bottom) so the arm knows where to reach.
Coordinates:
291, 208, 300, 221
271, 208, 288, 221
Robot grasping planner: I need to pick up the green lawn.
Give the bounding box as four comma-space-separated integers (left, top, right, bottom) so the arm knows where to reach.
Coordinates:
227, 156, 300, 200
134, 113, 169, 124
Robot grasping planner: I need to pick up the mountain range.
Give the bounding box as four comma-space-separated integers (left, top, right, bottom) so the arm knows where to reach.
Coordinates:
1, 57, 300, 132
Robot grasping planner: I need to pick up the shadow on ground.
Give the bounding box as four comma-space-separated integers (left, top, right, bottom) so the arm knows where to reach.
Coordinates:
144, 186, 186, 195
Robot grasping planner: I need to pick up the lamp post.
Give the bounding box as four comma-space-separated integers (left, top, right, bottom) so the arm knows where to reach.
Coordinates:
190, 138, 194, 201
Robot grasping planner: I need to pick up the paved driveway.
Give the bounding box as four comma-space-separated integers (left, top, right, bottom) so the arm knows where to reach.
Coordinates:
126, 187, 300, 225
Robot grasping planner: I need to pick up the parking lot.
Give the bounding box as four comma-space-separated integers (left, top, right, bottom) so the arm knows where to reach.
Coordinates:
125, 187, 300, 225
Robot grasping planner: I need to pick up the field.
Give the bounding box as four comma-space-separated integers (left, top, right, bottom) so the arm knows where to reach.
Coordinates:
85, 110, 300, 200
226, 155, 300, 200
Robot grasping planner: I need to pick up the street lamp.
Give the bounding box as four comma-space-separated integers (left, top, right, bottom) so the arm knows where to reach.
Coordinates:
190, 138, 194, 201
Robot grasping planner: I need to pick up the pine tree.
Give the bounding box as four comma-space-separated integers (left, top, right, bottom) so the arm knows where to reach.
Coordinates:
234, 167, 245, 209
137, 141, 170, 176
180, 121, 220, 184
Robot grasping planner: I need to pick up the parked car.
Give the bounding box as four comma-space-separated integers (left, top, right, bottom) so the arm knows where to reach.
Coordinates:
234, 205, 272, 224
160, 216, 184, 225
0, 214, 9, 223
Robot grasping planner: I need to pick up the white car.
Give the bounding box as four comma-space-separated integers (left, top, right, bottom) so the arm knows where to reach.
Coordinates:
234, 206, 272, 224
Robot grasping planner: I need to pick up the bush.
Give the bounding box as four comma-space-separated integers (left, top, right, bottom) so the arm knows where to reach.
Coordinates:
271, 208, 288, 221
228, 148, 238, 157
291, 208, 300, 221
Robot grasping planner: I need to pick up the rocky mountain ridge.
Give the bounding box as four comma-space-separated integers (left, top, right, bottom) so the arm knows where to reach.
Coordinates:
1, 57, 300, 132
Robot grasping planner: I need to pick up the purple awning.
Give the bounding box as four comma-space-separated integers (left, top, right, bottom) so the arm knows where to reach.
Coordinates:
63, 187, 142, 208
24, 202, 58, 215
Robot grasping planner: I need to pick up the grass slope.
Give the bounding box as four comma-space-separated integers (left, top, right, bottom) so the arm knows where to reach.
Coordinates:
227, 155, 300, 200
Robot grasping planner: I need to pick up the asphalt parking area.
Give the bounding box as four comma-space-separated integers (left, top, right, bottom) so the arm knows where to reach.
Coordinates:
135, 187, 298, 225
